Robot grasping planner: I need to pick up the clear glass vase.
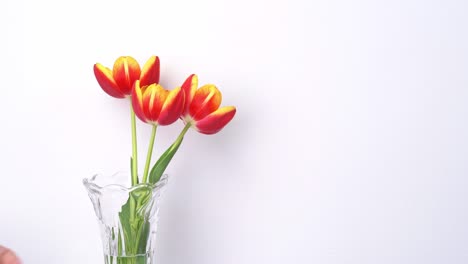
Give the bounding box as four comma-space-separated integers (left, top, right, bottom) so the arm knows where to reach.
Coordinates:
83, 172, 168, 264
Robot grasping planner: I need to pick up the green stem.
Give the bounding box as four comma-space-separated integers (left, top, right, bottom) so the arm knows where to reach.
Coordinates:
130, 104, 138, 185
177, 122, 192, 144
142, 125, 157, 183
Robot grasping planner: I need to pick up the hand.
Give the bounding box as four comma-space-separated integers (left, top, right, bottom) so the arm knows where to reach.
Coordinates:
0, 246, 21, 264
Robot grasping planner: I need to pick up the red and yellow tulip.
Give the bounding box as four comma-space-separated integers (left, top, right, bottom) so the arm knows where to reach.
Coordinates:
94, 56, 160, 98
132, 80, 185, 126
181, 74, 236, 134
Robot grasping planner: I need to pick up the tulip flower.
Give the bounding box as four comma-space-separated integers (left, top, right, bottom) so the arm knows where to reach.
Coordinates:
180, 74, 236, 135
94, 56, 160, 98
132, 81, 185, 126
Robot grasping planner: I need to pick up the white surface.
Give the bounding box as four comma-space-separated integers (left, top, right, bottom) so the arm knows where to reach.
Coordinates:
1, 0, 467, 263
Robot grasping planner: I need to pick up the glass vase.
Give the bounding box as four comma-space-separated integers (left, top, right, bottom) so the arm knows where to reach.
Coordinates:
83, 172, 168, 264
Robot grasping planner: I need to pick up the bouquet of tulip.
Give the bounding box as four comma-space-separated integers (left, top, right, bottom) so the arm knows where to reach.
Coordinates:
86, 55, 236, 263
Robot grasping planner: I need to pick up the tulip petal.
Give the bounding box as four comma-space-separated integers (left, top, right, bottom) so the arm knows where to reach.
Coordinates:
131, 80, 148, 123
140, 56, 160, 87
94, 63, 126, 98
181, 74, 198, 117
158, 87, 185, 126
189, 84, 222, 121
144, 84, 168, 123
195, 106, 236, 135
113, 56, 141, 95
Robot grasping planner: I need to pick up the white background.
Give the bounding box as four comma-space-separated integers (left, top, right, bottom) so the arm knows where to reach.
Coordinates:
1, 0, 467, 263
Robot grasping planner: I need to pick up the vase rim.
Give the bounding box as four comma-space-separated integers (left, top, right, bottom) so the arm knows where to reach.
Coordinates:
83, 172, 169, 193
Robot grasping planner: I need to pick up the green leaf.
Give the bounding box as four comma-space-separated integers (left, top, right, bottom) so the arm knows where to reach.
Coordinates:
131, 187, 152, 216
118, 187, 153, 256
117, 228, 123, 256
148, 136, 184, 184
137, 221, 150, 254
118, 196, 135, 253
